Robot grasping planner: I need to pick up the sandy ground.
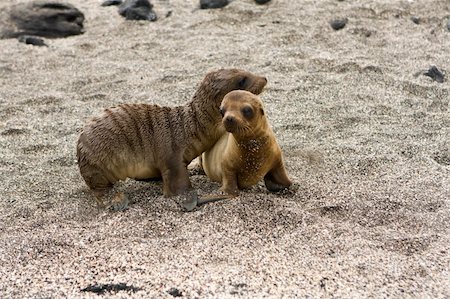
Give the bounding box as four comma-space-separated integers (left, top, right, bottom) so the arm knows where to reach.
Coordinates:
0, 0, 449, 298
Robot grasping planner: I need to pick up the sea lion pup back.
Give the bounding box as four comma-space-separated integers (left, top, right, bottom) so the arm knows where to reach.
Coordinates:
200, 90, 292, 200
76, 69, 267, 209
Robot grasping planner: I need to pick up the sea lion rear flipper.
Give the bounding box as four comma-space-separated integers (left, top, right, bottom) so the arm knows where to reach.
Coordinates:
182, 191, 236, 211
198, 193, 236, 205
264, 161, 292, 192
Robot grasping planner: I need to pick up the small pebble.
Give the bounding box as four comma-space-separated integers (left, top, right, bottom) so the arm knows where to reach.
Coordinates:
424, 66, 444, 83
330, 18, 348, 30
255, 0, 271, 4
101, 0, 123, 6
167, 287, 183, 297
410, 16, 420, 24
447, 19, 450, 31
200, 0, 229, 9
18, 35, 47, 46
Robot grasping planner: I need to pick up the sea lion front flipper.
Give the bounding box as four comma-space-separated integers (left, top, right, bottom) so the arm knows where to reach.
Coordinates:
181, 190, 199, 212
108, 192, 129, 211
264, 161, 292, 192
162, 162, 192, 196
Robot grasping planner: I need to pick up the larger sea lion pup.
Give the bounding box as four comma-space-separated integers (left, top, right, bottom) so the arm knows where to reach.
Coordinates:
76, 69, 267, 210
197, 90, 292, 206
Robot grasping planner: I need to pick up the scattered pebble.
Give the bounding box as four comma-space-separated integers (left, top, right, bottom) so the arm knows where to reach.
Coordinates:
200, 0, 229, 9
410, 16, 420, 24
81, 283, 142, 295
118, 0, 157, 21
101, 0, 123, 6
424, 66, 444, 83
330, 18, 348, 30
255, 0, 271, 4
18, 35, 47, 46
167, 287, 183, 297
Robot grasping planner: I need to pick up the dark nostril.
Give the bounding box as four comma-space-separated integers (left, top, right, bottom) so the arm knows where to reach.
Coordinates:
225, 116, 235, 124
263, 77, 268, 83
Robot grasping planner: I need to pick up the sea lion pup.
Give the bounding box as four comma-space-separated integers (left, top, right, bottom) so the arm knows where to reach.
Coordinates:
199, 90, 292, 203
76, 69, 267, 210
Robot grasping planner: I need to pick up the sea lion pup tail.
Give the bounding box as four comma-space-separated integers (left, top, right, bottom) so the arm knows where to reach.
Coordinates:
189, 90, 292, 209
76, 69, 268, 211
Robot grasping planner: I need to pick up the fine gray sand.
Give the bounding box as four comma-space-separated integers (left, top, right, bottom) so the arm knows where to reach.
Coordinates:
1, 0, 449, 298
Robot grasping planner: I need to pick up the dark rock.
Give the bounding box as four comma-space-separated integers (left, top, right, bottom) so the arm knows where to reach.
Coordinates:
330, 18, 348, 30
167, 287, 183, 297
447, 19, 450, 31
101, 0, 123, 6
5, 1, 84, 38
424, 66, 444, 83
118, 0, 157, 21
410, 16, 420, 24
200, 0, 229, 9
18, 35, 47, 46
255, 0, 271, 4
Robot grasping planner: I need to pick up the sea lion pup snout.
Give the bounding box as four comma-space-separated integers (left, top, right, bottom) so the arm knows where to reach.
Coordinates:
200, 90, 292, 202
76, 69, 267, 210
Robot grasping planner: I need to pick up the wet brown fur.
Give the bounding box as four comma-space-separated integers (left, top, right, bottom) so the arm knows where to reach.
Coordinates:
76, 69, 267, 207
201, 90, 292, 197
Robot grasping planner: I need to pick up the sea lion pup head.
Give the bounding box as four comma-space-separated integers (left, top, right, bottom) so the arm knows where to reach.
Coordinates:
196, 68, 267, 105
219, 90, 268, 140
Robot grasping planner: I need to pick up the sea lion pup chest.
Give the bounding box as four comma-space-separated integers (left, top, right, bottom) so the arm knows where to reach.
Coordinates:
201, 90, 292, 197
76, 69, 267, 207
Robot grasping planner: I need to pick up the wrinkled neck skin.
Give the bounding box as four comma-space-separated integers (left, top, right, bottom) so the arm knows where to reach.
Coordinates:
182, 83, 226, 163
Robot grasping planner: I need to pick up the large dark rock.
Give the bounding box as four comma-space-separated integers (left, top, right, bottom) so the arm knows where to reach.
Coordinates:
1, 1, 84, 38
118, 0, 157, 21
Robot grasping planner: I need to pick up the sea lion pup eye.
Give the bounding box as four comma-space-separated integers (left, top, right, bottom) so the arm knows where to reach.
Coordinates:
241, 106, 253, 119
76, 69, 268, 212
199, 90, 292, 206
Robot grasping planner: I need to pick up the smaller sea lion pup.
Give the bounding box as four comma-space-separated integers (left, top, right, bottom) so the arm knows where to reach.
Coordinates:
76, 69, 267, 210
199, 90, 292, 203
